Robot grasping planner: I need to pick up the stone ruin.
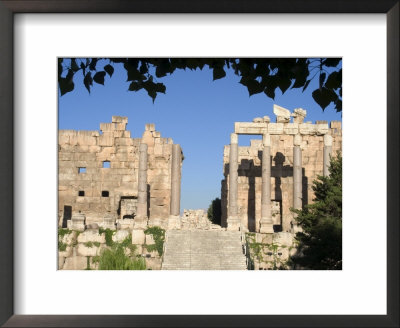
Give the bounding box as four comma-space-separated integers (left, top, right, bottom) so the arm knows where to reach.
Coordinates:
221, 104, 342, 234
58, 105, 342, 270
58, 116, 183, 232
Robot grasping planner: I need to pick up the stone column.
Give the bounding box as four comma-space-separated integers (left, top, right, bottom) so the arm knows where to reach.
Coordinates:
292, 134, 303, 233
168, 144, 182, 229
260, 133, 274, 233
135, 143, 148, 229
227, 133, 240, 230
323, 134, 333, 177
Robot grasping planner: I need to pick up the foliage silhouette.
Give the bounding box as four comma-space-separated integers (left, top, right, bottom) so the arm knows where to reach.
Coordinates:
207, 197, 222, 225
58, 58, 342, 112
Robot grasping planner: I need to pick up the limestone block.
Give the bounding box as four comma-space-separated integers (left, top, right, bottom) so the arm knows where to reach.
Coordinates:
112, 229, 130, 243
77, 229, 106, 243
77, 243, 101, 257
273, 104, 291, 123
263, 116, 270, 123
315, 123, 329, 135
116, 218, 134, 230
115, 138, 133, 146
141, 131, 154, 147
267, 123, 284, 135
151, 197, 167, 207
112, 116, 128, 124
98, 134, 114, 147
253, 117, 263, 123
154, 144, 163, 156
58, 246, 73, 258
60, 230, 77, 245
330, 121, 342, 130
132, 229, 145, 244
283, 123, 299, 135
145, 234, 155, 245
77, 135, 97, 146
145, 257, 162, 270
234, 122, 267, 135
145, 123, 155, 132
299, 123, 316, 135
291, 108, 307, 123
143, 247, 159, 258
58, 256, 65, 270
63, 256, 88, 270
123, 131, 131, 138
272, 232, 294, 246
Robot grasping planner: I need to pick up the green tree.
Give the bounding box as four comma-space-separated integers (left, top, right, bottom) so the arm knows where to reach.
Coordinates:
207, 197, 222, 225
291, 154, 342, 270
58, 58, 342, 112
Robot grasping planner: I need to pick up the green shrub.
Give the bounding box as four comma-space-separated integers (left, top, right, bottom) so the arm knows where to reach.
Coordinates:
95, 245, 146, 270
207, 198, 221, 225
144, 226, 165, 256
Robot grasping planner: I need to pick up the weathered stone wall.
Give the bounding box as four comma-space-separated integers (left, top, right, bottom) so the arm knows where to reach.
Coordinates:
58, 116, 181, 228
221, 120, 342, 232
59, 228, 162, 270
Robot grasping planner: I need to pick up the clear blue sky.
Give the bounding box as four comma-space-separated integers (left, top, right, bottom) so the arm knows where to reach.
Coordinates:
59, 59, 342, 211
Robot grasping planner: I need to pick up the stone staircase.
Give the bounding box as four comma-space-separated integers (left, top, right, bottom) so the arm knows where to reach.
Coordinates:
161, 230, 247, 270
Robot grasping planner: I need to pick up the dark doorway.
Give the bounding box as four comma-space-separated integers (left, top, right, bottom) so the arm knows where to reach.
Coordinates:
62, 205, 72, 228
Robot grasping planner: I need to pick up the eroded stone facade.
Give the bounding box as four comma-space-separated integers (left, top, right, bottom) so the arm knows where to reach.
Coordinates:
58, 116, 183, 229
221, 105, 342, 233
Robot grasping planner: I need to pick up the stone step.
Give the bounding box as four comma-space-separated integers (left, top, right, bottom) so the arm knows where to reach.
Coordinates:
161, 230, 247, 270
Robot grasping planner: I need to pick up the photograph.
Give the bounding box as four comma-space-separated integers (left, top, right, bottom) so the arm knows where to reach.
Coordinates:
57, 58, 342, 271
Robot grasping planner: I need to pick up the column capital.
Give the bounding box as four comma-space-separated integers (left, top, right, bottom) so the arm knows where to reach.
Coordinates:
139, 142, 148, 152
294, 133, 302, 146
262, 133, 271, 147
230, 133, 238, 144
324, 134, 333, 146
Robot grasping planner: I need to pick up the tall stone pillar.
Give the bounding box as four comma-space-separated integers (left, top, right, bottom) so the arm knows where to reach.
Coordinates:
292, 134, 303, 233
168, 144, 182, 229
260, 133, 274, 233
227, 133, 240, 230
323, 134, 333, 177
135, 143, 148, 229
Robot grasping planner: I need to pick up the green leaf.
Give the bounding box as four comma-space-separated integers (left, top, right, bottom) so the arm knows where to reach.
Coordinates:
323, 58, 341, 67
126, 67, 144, 82
104, 64, 114, 77
59, 75, 74, 96
83, 72, 93, 93
213, 67, 226, 80
155, 59, 172, 78
246, 79, 263, 96
325, 70, 342, 90
128, 81, 142, 91
89, 58, 98, 71
70, 59, 79, 72
264, 87, 275, 99
154, 83, 166, 93
93, 71, 106, 85
278, 77, 291, 94
312, 87, 336, 110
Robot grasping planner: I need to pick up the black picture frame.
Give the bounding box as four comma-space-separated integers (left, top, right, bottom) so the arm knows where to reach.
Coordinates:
0, 1, 398, 327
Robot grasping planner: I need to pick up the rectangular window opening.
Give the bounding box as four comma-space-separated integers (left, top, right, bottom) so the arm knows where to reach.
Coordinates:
102, 191, 109, 197
102, 161, 110, 168
78, 190, 85, 196
78, 167, 86, 173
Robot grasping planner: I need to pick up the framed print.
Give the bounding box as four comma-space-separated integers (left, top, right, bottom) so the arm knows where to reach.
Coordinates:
0, 1, 398, 327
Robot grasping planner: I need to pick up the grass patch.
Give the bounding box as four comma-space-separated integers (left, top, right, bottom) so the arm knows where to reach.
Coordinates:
93, 244, 146, 270
99, 228, 115, 246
